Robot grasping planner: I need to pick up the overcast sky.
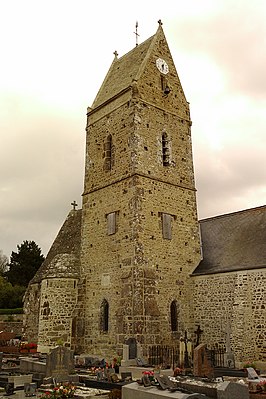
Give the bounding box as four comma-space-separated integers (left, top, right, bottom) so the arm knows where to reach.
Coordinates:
1, 0, 266, 258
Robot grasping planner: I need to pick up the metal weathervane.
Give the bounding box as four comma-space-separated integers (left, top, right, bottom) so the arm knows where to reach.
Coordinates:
134, 21, 139, 46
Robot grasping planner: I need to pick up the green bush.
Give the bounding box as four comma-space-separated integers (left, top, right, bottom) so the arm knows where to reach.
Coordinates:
0, 308, 23, 315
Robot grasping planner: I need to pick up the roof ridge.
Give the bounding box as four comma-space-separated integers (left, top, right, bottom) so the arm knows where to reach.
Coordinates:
90, 24, 165, 109
91, 55, 118, 109
134, 26, 162, 82
199, 204, 266, 223
117, 33, 156, 63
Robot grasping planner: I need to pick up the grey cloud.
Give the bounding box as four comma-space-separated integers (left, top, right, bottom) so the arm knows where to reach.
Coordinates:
171, 3, 266, 98
194, 141, 266, 219
0, 94, 85, 257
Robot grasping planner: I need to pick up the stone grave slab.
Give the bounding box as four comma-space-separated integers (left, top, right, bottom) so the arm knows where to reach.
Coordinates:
247, 367, 260, 380
24, 382, 37, 396
8, 374, 33, 388
122, 382, 208, 399
193, 344, 214, 379
46, 345, 75, 382
217, 381, 249, 399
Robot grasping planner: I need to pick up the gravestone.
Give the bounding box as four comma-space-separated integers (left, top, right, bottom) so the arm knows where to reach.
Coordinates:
193, 343, 214, 379
96, 370, 103, 381
24, 382, 37, 396
121, 337, 141, 366
217, 381, 249, 399
127, 337, 137, 359
120, 372, 132, 381
247, 367, 260, 380
5, 383, 14, 396
46, 346, 75, 382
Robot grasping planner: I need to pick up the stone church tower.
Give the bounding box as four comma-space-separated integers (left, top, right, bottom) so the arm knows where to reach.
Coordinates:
24, 22, 201, 358
78, 22, 201, 357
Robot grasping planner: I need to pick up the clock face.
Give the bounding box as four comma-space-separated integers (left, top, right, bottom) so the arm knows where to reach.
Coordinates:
156, 58, 169, 74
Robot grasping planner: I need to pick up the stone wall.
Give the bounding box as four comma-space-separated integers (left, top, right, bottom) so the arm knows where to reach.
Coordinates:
0, 321, 23, 336
37, 278, 78, 351
23, 283, 41, 342
192, 269, 266, 369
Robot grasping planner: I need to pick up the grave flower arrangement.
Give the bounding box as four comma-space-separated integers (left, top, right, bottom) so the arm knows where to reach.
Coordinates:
142, 370, 154, 381
19, 342, 37, 352
258, 380, 266, 391
39, 383, 76, 399
243, 361, 256, 369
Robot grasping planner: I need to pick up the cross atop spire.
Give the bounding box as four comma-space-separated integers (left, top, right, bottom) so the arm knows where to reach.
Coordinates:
158, 19, 163, 26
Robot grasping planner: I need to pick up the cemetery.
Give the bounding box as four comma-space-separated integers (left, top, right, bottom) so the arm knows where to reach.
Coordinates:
0, 339, 266, 399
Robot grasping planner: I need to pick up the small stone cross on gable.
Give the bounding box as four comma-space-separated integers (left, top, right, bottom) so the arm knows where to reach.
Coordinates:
71, 200, 78, 210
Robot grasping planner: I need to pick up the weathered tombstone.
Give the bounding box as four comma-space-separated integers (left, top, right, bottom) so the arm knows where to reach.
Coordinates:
5, 382, 14, 396
42, 376, 53, 386
120, 372, 132, 381
46, 346, 75, 382
24, 382, 37, 396
217, 381, 249, 399
96, 370, 103, 381
193, 343, 214, 379
104, 367, 115, 382
127, 337, 137, 360
121, 338, 141, 366
247, 367, 260, 380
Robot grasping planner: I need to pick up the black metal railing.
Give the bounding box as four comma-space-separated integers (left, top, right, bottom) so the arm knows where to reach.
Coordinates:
148, 345, 180, 369
209, 344, 226, 367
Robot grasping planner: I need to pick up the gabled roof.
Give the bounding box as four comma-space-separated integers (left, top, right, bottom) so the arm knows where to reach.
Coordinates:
193, 205, 266, 275
92, 25, 163, 109
30, 209, 82, 283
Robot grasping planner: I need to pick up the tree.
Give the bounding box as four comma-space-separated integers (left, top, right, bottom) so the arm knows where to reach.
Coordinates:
6, 240, 45, 287
0, 276, 26, 308
0, 250, 8, 276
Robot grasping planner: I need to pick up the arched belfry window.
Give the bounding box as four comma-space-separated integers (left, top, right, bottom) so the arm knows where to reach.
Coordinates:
104, 134, 114, 171
100, 299, 109, 332
162, 132, 170, 166
170, 300, 179, 332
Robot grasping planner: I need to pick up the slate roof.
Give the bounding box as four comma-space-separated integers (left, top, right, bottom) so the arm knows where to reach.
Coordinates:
92, 30, 157, 108
193, 205, 266, 275
30, 209, 82, 283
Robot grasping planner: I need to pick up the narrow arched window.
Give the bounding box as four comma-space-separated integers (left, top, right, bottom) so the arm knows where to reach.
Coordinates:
104, 134, 114, 171
170, 300, 178, 332
100, 299, 109, 332
162, 132, 170, 166
71, 316, 77, 338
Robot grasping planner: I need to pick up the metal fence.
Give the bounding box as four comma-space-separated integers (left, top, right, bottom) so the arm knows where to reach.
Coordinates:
148, 345, 180, 369
209, 344, 226, 367
148, 343, 226, 369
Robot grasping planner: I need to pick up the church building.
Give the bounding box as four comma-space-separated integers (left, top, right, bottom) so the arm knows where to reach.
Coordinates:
23, 22, 266, 370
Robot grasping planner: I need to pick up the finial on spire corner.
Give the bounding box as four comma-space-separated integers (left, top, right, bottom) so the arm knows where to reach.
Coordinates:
158, 19, 163, 26
113, 50, 118, 58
